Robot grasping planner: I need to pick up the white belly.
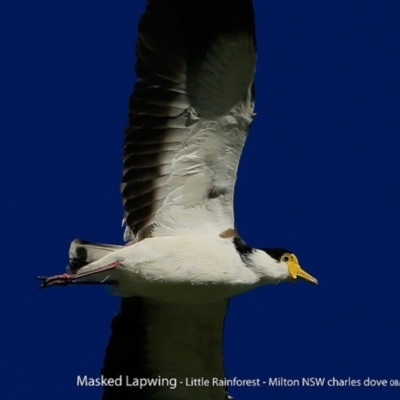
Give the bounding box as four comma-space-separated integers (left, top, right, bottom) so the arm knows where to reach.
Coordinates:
92, 234, 259, 303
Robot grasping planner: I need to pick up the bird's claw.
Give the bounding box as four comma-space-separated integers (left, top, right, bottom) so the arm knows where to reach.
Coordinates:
37, 273, 73, 288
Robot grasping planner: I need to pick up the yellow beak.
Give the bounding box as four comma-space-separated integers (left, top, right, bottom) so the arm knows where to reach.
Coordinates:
288, 259, 318, 285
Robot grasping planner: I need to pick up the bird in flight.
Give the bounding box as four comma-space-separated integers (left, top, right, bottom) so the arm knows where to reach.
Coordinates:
38, 0, 317, 398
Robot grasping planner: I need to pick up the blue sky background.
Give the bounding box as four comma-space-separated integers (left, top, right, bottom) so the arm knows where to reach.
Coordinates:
2, 1, 400, 399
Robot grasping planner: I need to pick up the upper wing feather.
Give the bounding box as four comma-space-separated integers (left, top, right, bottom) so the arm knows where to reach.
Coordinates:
122, 0, 256, 241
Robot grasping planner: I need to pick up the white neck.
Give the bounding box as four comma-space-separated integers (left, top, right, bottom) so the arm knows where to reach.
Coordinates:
245, 249, 290, 285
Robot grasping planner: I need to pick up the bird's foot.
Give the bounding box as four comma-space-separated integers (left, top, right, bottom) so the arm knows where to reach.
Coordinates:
37, 260, 123, 289
37, 273, 74, 288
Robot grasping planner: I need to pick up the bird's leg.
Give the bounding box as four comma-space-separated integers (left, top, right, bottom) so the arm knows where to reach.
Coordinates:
37, 260, 122, 288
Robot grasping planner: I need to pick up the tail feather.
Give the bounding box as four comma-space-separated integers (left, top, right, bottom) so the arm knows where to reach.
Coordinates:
68, 239, 123, 273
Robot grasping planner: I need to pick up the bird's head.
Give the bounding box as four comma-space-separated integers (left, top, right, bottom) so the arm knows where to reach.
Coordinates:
251, 247, 318, 285
277, 250, 318, 284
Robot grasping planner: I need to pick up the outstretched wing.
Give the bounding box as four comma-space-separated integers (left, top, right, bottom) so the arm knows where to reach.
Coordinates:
122, 0, 256, 241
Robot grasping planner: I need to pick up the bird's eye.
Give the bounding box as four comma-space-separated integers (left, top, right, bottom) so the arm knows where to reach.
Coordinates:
281, 254, 290, 262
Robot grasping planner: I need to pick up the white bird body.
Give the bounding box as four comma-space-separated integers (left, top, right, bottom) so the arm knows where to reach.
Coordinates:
73, 234, 290, 303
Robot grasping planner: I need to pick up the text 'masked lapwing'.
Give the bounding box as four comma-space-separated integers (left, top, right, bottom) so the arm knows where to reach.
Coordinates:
38, 0, 318, 399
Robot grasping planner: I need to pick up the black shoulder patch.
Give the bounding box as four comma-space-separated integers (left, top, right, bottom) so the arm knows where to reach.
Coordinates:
233, 237, 253, 255
261, 248, 292, 262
